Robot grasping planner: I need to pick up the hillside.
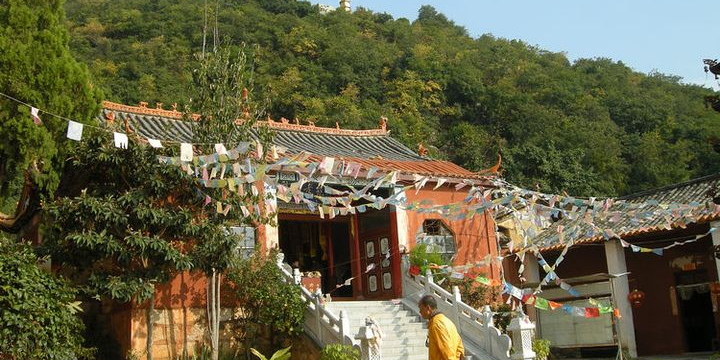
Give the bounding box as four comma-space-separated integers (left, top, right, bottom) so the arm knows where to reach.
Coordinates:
64, 0, 720, 196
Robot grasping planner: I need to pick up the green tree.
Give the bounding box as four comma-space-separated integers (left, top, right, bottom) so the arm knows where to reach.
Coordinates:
62, 0, 720, 197
0, 238, 93, 360
0, 0, 102, 232
42, 132, 209, 360
186, 42, 277, 360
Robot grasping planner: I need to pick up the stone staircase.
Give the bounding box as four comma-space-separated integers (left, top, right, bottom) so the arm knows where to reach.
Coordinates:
325, 300, 428, 360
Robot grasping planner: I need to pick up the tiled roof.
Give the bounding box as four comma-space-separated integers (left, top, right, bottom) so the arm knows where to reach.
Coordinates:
531, 174, 720, 252
99, 101, 492, 180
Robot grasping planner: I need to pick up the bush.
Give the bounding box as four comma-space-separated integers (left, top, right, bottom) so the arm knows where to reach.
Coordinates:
320, 344, 359, 360
0, 240, 93, 360
227, 248, 305, 357
532, 338, 551, 360
409, 243, 447, 270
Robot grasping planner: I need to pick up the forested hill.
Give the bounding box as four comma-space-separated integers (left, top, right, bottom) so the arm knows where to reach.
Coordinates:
64, 0, 720, 197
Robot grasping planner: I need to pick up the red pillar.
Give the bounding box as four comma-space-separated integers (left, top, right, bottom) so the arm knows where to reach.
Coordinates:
352, 213, 364, 299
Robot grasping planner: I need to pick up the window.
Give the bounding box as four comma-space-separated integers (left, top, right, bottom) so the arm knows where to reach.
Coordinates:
418, 219, 456, 262
227, 226, 256, 259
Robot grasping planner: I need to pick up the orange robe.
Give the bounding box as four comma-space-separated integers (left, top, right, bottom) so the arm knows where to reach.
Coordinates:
428, 312, 465, 360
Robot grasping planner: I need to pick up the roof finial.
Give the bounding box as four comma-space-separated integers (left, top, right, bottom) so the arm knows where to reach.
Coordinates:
105, 111, 115, 125
418, 143, 428, 156
336, 122, 340, 129
379, 116, 387, 131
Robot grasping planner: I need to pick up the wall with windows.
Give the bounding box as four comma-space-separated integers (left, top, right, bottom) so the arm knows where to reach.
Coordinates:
403, 186, 500, 279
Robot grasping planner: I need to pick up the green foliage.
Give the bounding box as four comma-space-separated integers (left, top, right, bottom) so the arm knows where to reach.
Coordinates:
227, 248, 305, 358
42, 132, 201, 302
532, 338, 551, 360
0, 239, 93, 360
319, 344, 359, 360
63, 0, 720, 197
0, 0, 102, 204
250, 346, 292, 360
409, 243, 446, 269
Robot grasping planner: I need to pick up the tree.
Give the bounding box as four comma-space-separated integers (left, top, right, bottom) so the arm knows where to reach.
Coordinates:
0, 0, 101, 232
186, 42, 276, 360
0, 237, 92, 360
42, 132, 209, 360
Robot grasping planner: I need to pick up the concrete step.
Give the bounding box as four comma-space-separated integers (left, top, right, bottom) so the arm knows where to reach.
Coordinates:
344, 317, 423, 328
381, 345, 428, 356
381, 337, 426, 347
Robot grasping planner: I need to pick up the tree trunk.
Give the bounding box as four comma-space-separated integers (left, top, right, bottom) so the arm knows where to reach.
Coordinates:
147, 291, 155, 360
207, 269, 220, 360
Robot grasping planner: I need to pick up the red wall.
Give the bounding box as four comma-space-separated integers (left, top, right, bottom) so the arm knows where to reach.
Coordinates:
405, 187, 501, 280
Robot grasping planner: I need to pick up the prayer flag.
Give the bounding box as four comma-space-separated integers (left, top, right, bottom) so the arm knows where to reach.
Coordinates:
30, 107, 41, 125
113, 132, 128, 149
214, 143, 227, 155
584, 308, 600, 318
534, 297, 549, 310
147, 138, 163, 148
67, 121, 83, 141
180, 143, 193, 162
548, 301, 563, 310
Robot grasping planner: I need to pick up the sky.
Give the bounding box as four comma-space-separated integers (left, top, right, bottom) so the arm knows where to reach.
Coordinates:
316, 0, 718, 89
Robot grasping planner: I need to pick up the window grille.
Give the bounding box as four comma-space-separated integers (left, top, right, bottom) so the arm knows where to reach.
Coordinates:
419, 219, 456, 262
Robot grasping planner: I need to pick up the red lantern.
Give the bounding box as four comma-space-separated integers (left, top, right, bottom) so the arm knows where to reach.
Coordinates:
710, 282, 720, 295
628, 289, 645, 308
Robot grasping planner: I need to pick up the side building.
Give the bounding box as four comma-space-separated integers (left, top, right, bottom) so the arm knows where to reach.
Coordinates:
503, 174, 720, 357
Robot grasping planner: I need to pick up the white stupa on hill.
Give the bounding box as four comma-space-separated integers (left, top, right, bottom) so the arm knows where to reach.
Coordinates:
318, 0, 351, 14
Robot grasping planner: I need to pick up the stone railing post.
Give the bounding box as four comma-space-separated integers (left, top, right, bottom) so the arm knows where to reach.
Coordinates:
507, 309, 536, 360
425, 269, 434, 293
339, 310, 350, 344
355, 326, 381, 360
314, 291, 323, 343
452, 286, 462, 336
293, 268, 302, 285
480, 305, 494, 350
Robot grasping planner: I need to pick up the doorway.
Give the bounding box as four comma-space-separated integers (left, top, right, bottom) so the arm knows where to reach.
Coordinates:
277, 217, 354, 296
675, 270, 717, 352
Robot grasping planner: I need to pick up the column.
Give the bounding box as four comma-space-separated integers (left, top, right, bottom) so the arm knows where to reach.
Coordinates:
522, 253, 541, 322
711, 221, 720, 285
604, 239, 637, 358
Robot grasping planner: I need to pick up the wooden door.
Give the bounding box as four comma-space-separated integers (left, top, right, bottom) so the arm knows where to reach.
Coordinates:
360, 229, 394, 299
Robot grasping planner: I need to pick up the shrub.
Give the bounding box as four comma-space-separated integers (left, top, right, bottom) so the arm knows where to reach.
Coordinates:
409, 243, 447, 270
532, 338, 551, 360
320, 344, 359, 360
227, 248, 305, 357
0, 240, 93, 360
